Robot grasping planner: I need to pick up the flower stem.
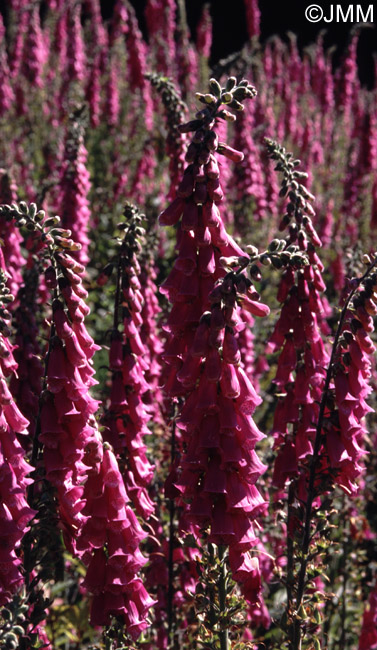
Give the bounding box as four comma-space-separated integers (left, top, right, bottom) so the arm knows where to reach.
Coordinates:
113, 252, 122, 331
218, 545, 229, 650
168, 416, 177, 645
286, 481, 295, 639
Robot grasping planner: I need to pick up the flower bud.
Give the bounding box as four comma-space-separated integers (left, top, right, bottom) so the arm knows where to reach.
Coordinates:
225, 76, 236, 91
217, 109, 236, 122
204, 93, 216, 104
178, 119, 203, 133
29, 202, 37, 218
268, 239, 280, 252
209, 78, 221, 97
217, 143, 244, 163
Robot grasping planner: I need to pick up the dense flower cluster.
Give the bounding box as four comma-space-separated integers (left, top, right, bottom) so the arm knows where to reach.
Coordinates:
173, 269, 269, 603
159, 78, 257, 399
41, 263, 100, 551
79, 444, 156, 635
324, 269, 377, 493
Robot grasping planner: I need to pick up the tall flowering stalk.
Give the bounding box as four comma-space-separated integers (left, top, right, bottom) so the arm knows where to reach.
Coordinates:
0, 15, 14, 117
159, 78, 276, 646
126, 3, 153, 132
102, 204, 155, 520
145, 0, 177, 78
0, 201, 99, 553
266, 139, 377, 649
232, 104, 268, 233
265, 139, 329, 491
20, 4, 45, 89
243, 0, 261, 40
58, 107, 92, 267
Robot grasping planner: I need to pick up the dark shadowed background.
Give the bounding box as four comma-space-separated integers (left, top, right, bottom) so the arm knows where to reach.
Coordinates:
100, 0, 377, 87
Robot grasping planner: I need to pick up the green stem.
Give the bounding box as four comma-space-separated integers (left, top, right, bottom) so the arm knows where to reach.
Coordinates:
24, 285, 57, 589
113, 252, 123, 331
208, 543, 217, 630
286, 481, 295, 643
218, 545, 229, 650
167, 417, 177, 645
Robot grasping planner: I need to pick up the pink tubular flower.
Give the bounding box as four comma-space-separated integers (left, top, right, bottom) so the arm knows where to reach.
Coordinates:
0, 264, 36, 605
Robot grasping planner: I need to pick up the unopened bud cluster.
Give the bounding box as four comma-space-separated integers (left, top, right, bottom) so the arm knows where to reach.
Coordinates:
0, 202, 82, 257
193, 77, 257, 122
264, 138, 319, 248
0, 270, 14, 335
